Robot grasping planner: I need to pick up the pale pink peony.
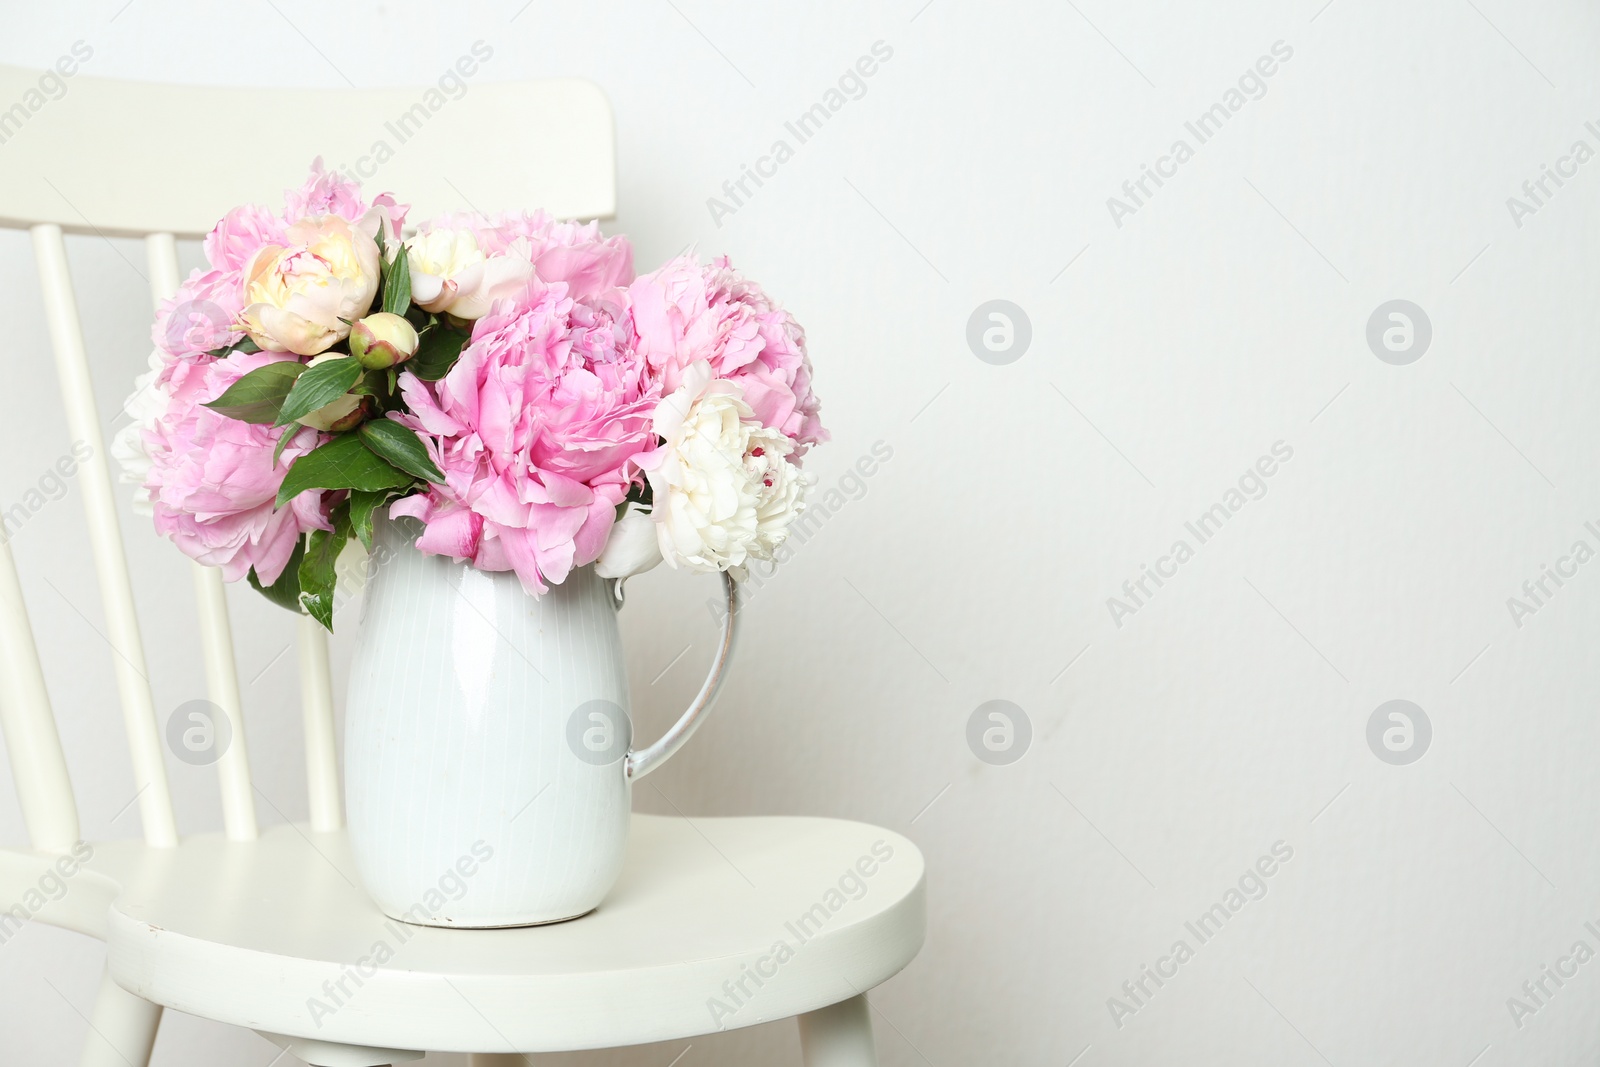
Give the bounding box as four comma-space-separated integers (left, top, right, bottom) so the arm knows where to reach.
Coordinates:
193, 160, 407, 359
241, 215, 382, 356
626, 255, 826, 455
140, 350, 329, 583
391, 280, 660, 594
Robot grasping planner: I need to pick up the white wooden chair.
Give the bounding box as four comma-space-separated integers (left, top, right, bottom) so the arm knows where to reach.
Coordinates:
0, 68, 924, 1066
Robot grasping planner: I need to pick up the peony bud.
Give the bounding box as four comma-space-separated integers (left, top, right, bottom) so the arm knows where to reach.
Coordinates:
349, 312, 420, 370
297, 354, 371, 432
594, 503, 663, 580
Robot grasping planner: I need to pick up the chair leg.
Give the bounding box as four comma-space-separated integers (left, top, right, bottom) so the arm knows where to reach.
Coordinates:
78, 968, 161, 1067
797, 994, 877, 1067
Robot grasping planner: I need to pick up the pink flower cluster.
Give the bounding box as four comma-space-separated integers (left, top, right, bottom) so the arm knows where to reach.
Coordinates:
125, 161, 406, 583
139, 352, 326, 583
392, 235, 828, 593
121, 163, 827, 598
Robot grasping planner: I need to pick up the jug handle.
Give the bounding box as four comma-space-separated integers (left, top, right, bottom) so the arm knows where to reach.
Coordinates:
625, 571, 739, 781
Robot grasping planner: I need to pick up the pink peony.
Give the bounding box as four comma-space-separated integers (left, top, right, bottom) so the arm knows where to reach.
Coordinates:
283, 158, 407, 246
152, 267, 247, 359
482, 210, 634, 301
141, 350, 329, 583
626, 255, 826, 455
391, 280, 660, 594
204, 203, 285, 274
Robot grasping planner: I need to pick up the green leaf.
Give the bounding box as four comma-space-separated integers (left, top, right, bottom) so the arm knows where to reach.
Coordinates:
348, 489, 388, 551
275, 356, 362, 428
203, 361, 306, 423
272, 422, 301, 468
351, 369, 387, 397
204, 336, 261, 359
247, 537, 306, 614
408, 324, 470, 381
359, 419, 443, 484
298, 504, 350, 632
275, 433, 415, 508
382, 245, 412, 315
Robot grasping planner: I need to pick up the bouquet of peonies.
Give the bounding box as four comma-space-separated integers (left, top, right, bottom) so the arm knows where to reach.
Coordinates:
115, 162, 826, 629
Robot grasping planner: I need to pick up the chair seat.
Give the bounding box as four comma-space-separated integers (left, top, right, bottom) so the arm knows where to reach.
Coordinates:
70, 814, 924, 1055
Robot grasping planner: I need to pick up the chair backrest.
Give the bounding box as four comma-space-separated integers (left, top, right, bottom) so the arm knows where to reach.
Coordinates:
0, 65, 616, 852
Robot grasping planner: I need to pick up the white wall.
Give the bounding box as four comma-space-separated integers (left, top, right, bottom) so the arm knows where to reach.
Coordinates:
2, 0, 1598, 1063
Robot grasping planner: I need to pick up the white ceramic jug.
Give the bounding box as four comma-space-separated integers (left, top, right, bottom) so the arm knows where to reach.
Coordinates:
344, 512, 737, 927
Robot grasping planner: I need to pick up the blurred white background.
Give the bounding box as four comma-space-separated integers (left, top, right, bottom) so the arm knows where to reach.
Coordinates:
3, 0, 1600, 1063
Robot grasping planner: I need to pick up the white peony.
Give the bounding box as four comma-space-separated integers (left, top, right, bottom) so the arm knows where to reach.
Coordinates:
110, 349, 171, 517
641, 361, 811, 576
